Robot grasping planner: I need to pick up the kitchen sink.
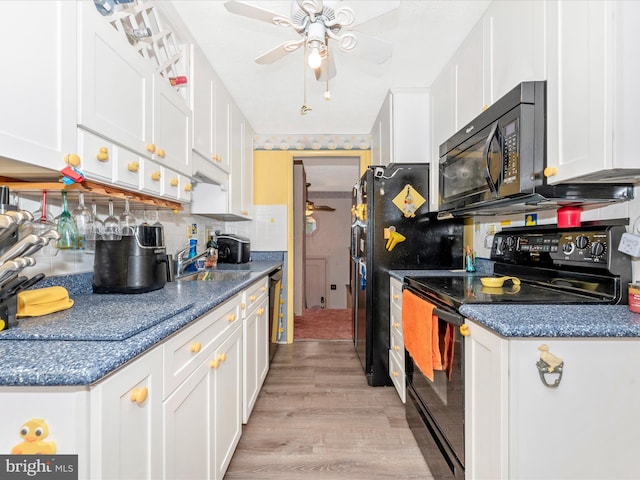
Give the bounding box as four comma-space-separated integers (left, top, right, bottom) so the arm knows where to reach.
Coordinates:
174, 270, 250, 282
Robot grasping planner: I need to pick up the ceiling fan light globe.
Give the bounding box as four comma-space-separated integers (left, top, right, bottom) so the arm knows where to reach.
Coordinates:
308, 48, 323, 69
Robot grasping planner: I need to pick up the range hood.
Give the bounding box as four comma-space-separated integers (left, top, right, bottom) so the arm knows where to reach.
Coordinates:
437, 183, 635, 219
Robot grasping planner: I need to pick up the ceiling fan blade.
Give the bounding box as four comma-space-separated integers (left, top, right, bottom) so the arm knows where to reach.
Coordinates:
224, 0, 288, 25
255, 39, 304, 64
316, 205, 336, 212
340, 31, 393, 64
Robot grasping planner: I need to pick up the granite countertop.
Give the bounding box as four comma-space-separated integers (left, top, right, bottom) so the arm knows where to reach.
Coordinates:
0, 261, 282, 387
389, 267, 640, 339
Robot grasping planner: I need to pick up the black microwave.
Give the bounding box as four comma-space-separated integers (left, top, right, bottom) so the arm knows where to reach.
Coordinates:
438, 81, 546, 213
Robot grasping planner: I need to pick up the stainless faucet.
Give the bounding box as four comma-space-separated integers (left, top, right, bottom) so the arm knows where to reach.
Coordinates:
173, 245, 215, 276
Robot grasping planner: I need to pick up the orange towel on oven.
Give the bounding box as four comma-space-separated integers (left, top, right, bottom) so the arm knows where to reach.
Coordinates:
402, 290, 443, 381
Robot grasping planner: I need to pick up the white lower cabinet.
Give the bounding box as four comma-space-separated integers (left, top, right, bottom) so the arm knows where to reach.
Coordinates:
388, 277, 406, 403
242, 278, 269, 423
465, 319, 640, 480
90, 347, 163, 479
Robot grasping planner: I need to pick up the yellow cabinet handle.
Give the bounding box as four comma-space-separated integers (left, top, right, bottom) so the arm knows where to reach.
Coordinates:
127, 161, 139, 172
257, 307, 265, 316
227, 313, 236, 322
184, 183, 192, 192
391, 371, 399, 378
210, 358, 220, 369
64, 153, 81, 166
130, 387, 148, 404
393, 345, 400, 351
170, 178, 178, 187
241, 303, 246, 310
190, 342, 202, 353
218, 352, 227, 363
96, 147, 109, 162
156, 148, 165, 158
460, 324, 470, 337
240, 210, 249, 215
151, 171, 161, 181
261, 286, 267, 292
146, 144, 156, 153
212, 154, 221, 162
393, 322, 400, 329
393, 293, 399, 300
544, 167, 558, 178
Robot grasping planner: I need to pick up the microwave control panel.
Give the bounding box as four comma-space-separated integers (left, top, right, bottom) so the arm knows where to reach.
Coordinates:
491, 226, 626, 269
501, 120, 519, 186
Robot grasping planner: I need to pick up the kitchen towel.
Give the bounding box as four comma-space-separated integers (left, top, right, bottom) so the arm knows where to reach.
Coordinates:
16, 286, 74, 318
402, 290, 442, 382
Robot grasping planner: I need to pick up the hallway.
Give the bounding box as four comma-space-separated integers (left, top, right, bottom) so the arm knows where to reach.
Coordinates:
224, 341, 433, 480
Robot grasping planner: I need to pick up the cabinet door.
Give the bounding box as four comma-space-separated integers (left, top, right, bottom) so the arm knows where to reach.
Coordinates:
163, 359, 211, 480
77, 1, 153, 158
228, 103, 245, 217
90, 348, 163, 480
377, 94, 392, 165
454, 21, 484, 129
545, 0, 610, 183
213, 79, 232, 173
241, 121, 255, 217
464, 321, 509, 480
243, 297, 269, 423
192, 46, 215, 162
0, 1, 76, 170
212, 324, 243, 480
153, 75, 192, 172
391, 91, 430, 163
484, 0, 545, 104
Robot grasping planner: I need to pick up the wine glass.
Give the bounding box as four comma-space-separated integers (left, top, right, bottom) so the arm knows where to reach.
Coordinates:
72, 192, 92, 250
85, 201, 104, 252
103, 200, 121, 241
56, 191, 79, 250
119, 196, 137, 236
29, 190, 59, 256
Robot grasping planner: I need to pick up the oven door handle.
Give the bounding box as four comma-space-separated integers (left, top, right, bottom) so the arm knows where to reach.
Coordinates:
432, 307, 465, 327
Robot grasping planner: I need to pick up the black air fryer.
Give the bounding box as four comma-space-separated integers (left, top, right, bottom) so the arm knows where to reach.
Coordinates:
93, 225, 168, 294
217, 234, 251, 264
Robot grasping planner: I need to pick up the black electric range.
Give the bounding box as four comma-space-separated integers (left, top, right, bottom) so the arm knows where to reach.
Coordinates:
403, 221, 631, 480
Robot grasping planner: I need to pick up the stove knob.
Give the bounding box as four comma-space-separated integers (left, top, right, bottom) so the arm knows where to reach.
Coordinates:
505, 236, 516, 248
576, 235, 589, 249
591, 241, 606, 257
562, 242, 575, 255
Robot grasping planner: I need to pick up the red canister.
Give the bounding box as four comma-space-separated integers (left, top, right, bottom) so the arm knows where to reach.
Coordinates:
629, 283, 640, 313
557, 206, 582, 228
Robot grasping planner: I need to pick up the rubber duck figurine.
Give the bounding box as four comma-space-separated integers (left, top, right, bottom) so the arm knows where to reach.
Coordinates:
11, 418, 57, 454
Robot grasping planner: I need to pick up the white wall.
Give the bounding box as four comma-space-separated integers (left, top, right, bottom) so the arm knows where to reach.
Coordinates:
304, 193, 352, 309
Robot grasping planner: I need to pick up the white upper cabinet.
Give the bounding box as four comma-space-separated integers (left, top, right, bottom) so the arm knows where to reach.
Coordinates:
77, 1, 154, 159
370, 89, 431, 165
545, 0, 640, 184
0, 1, 77, 171
454, 21, 485, 129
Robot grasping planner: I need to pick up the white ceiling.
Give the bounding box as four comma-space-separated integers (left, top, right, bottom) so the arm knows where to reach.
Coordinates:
167, 0, 492, 191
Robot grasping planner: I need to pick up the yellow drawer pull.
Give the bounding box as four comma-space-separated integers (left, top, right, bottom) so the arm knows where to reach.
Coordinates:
544, 166, 558, 178
261, 286, 267, 292
156, 148, 165, 158
127, 161, 139, 172
459, 324, 470, 337
210, 359, 220, 369
96, 147, 109, 162
145, 144, 156, 153
170, 178, 178, 187
250, 295, 257, 302
257, 307, 265, 316
393, 345, 400, 351
227, 313, 236, 322
130, 387, 148, 404
218, 352, 227, 363
391, 371, 399, 378
190, 342, 202, 353
393, 322, 400, 329
151, 171, 161, 181
241, 303, 246, 310
393, 293, 399, 300
184, 183, 192, 192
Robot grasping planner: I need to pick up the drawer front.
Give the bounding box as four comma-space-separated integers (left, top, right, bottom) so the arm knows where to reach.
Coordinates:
78, 129, 114, 184
163, 295, 241, 398
389, 349, 406, 403
241, 278, 268, 318
140, 159, 163, 197
115, 146, 143, 191
389, 326, 405, 366
390, 302, 403, 341
390, 278, 403, 310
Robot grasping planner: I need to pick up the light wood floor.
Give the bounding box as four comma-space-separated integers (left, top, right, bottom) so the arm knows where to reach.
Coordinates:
224, 340, 434, 480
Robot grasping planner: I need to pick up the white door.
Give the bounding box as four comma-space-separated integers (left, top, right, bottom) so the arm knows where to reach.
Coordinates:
305, 257, 327, 309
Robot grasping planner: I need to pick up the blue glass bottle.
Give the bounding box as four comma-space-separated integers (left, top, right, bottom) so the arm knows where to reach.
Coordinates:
185, 238, 198, 272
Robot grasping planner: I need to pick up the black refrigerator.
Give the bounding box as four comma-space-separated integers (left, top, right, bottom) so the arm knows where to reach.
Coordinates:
351, 164, 464, 386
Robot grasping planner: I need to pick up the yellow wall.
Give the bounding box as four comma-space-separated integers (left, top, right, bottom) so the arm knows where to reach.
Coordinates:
253, 149, 370, 343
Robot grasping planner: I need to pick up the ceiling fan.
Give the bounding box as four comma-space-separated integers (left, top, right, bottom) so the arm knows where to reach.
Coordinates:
224, 0, 399, 81
306, 200, 335, 213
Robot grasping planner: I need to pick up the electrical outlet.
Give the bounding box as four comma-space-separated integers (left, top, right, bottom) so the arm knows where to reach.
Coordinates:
618, 232, 640, 257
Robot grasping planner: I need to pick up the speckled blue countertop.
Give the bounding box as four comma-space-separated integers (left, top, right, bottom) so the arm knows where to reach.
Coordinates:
0, 262, 281, 387
390, 264, 640, 340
